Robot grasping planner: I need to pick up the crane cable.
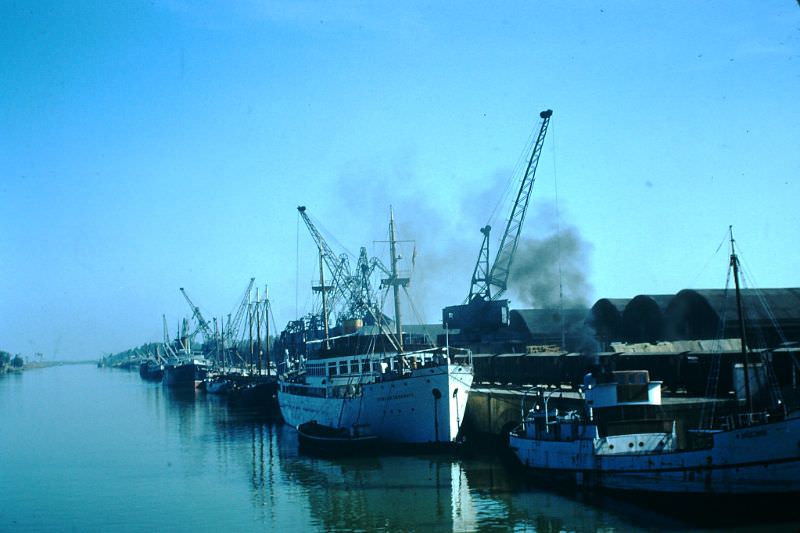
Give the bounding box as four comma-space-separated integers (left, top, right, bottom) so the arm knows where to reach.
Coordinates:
296, 209, 300, 320
486, 117, 542, 232
550, 120, 566, 348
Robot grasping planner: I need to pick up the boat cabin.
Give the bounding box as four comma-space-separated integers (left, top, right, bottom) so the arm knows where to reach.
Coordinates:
517, 370, 677, 454
584, 370, 662, 409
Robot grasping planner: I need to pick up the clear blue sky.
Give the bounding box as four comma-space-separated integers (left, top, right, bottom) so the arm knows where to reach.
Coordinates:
2, 1, 799, 360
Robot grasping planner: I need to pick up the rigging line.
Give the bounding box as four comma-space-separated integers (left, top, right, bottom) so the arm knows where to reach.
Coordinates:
295, 210, 300, 320
737, 244, 789, 345
739, 290, 786, 410
308, 211, 357, 261
689, 228, 730, 288
735, 249, 788, 407
738, 253, 774, 327
401, 285, 436, 347
375, 284, 401, 352
486, 117, 541, 228
551, 120, 566, 349
702, 270, 732, 428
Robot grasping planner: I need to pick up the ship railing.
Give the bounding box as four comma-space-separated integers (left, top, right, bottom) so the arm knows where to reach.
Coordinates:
720, 410, 770, 430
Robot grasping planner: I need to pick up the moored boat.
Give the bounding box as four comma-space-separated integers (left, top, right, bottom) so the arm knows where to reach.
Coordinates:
280, 347, 472, 446
228, 375, 280, 410
297, 420, 380, 455
509, 228, 800, 497
278, 208, 473, 447
139, 359, 165, 382
204, 376, 233, 395
509, 369, 800, 495
163, 357, 210, 388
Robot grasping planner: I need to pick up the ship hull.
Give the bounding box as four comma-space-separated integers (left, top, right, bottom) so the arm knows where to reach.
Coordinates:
139, 362, 164, 382
510, 415, 800, 495
279, 364, 472, 445
163, 361, 208, 388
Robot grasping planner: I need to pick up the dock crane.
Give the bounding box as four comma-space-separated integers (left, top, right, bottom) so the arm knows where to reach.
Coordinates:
297, 206, 385, 327
162, 313, 177, 358
224, 277, 255, 347
298, 206, 351, 321
180, 287, 214, 343
443, 109, 552, 331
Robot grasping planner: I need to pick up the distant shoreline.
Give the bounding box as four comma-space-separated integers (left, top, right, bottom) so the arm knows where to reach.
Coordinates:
24, 360, 96, 370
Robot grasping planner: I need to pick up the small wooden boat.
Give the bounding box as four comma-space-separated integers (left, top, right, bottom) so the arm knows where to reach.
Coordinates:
297, 421, 379, 455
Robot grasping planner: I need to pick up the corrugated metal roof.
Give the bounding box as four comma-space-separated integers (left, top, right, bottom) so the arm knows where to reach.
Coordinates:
592, 298, 631, 313
680, 288, 800, 323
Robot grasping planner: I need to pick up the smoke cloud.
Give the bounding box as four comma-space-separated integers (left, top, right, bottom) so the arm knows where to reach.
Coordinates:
327, 153, 478, 325
509, 202, 593, 309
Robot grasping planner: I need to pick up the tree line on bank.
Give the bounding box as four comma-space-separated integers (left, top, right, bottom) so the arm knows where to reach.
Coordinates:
0, 350, 25, 372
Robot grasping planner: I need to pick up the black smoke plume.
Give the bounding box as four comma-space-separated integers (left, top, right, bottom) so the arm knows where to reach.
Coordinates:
509, 202, 593, 309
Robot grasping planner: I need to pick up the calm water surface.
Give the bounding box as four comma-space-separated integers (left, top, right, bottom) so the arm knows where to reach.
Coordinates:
1, 365, 795, 532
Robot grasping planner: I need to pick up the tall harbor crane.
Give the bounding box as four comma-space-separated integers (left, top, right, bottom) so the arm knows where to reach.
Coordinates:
162, 314, 177, 358
443, 109, 553, 331
297, 206, 384, 327
180, 287, 214, 343
298, 206, 351, 321
225, 277, 255, 347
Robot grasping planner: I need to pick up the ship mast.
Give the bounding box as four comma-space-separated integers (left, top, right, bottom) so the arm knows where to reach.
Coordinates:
389, 208, 403, 351
730, 226, 753, 413
256, 287, 262, 375
313, 246, 331, 350
248, 295, 254, 374
265, 286, 271, 376
380, 207, 410, 357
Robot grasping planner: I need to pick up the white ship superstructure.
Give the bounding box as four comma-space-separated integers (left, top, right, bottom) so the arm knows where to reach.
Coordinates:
279, 350, 472, 444
279, 206, 473, 446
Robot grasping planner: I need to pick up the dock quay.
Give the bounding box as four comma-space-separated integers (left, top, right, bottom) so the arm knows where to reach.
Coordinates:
468, 344, 800, 395
462, 342, 800, 442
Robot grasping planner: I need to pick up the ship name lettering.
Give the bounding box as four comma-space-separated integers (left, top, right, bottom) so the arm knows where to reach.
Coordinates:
376, 392, 415, 401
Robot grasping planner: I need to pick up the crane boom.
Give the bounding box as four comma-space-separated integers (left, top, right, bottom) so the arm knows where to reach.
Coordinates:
297, 206, 355, 321
180, 287, 214, 341
445, 109, 552, 332
483, 109, 552, 300
225, 277, 255, 344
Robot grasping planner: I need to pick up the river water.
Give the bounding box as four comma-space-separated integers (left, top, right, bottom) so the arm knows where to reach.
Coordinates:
0, 365, 795, 532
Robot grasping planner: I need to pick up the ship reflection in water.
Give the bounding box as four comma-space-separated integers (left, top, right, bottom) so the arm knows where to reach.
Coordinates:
241, 422, 681, 532
149, 377, 669, 531
1, 365, 794, 531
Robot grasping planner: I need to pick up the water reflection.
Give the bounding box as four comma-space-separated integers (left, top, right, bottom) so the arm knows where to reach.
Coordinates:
7, 366, 798, 531
142, 378, 726, 532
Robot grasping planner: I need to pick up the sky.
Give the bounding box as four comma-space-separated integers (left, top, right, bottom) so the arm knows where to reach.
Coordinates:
1, 1, 799, 360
